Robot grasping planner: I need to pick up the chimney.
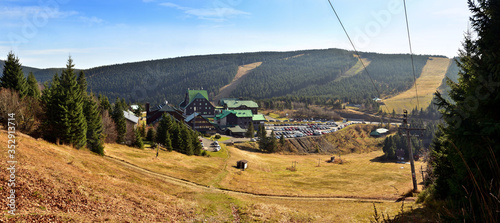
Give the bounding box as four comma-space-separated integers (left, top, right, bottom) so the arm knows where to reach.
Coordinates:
145, 103, 150, 116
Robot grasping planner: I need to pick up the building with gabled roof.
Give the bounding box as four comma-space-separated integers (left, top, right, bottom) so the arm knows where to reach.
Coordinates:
215, 110, 253, 129
252, 114, 266, 126
179, 89, 215, 117
219, 98, 259, 114
146, 101, 185, 125
185, 112, 217, 134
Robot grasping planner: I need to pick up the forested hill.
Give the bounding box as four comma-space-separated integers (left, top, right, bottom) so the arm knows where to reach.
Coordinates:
7, 49, 451, 105
0, 60, 65, 83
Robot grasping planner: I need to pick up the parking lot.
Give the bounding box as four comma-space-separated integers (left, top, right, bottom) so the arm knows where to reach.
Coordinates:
265, 121, 362, 139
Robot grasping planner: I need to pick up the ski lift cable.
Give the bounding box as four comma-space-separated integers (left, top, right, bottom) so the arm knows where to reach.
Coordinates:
326, 0, 390, 113
403, 0, 420, 111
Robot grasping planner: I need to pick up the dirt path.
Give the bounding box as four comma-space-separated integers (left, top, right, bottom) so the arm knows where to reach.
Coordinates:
382, 57, 450, 113
214, 62, 262, 102
105, 155, 413, 203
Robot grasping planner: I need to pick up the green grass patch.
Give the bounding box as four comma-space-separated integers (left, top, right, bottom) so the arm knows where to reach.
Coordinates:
206, 144, 229, 159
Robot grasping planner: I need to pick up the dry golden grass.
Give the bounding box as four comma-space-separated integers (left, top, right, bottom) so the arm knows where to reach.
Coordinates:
382, 57, 450, 113
220, 149, 424, 199
1, 130, 425, 222
107, 127, 424, 200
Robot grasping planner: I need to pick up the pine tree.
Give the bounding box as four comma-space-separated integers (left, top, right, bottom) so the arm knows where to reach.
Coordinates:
155, 113, 172, 147
279, 133, 285, 145
26, 72, 40, 99
42, 58, 87, 148
191, 131, 202, 156
60, 58, 87, 149
1, 51, 28, 97
84, 94, 105, 155
269, 130, 278, 153
41, 73, 62, 143
429, 0, 500, 220
170, 122, 181, 150
133, 127, 144, 149
98, 94, 111, 113
146, 128, 155, 142
77, 71, 87, 95
140, 123, 146, 138
258, 125, 268, 151
112, 101, 126, 144
246, 122, 254, 138
164, 131, 172, 152
183, 127, 193, 156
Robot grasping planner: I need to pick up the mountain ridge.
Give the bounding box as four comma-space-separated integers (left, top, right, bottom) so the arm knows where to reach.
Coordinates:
1, 49, 452, 105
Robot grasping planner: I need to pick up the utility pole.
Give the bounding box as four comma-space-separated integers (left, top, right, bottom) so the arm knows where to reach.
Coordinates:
399, 110, 425, 192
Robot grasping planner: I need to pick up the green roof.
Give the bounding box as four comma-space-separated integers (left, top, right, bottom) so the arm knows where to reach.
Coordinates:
215, 110, 253, 120
223, 99, 258, 108
188, 90, 209, 104
252, 114, 266, 121
370, 131, 380, 136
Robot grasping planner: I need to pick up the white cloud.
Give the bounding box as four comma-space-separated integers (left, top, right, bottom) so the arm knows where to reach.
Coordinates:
0, 6, 78, 19
160, 2, 250, 22
79, 16, 104, 25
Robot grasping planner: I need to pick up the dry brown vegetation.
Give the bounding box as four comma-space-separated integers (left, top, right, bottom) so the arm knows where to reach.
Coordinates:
1, 129, 424, 222
382, 57, 450, 113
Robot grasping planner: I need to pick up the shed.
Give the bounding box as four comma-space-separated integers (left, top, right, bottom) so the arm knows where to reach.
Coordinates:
237, 160, 248, 170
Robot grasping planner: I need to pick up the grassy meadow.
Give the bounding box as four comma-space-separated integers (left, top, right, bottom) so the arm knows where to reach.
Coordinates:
1, 129, 428, 222
382, 57, 450, 113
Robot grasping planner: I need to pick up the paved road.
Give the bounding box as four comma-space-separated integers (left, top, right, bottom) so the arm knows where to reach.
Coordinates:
105, 155, 414, 203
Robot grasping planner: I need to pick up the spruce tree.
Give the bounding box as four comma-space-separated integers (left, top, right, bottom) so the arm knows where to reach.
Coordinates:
269, 130, 278, 153
98, 94, 111, 113
60, 57, 87, 149
164, 131, 172, 152
146, 127, 155, 142
183, 126, 193, 155
41, 73, 62, 143
279, 133, 285, 145
170, 122, 181, 150
155, 113, 172, 146
246, 122, 254, 138
133, 127, 144, 149
1, 51, 27, 97
112, 101, 126, 144
42, 58, 87, 148
191, 131, 202, 156
77, 71, 87, 95
26, 72, 40, 99
84, 94, 105, 155
430, 0, 500, 220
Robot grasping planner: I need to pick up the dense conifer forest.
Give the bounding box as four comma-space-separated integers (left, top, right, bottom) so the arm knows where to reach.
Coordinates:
3, 49, 450, 105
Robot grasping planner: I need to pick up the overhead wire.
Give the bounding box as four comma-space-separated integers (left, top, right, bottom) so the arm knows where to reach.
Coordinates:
403, 0, 420, 111
326, 0, 391, 113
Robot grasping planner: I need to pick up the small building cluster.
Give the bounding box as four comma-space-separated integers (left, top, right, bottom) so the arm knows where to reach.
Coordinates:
144, 89, 266, 136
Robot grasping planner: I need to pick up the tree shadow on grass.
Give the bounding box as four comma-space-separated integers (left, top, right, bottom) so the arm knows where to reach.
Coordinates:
370, 155, 398, 163
234, 143, 267, 154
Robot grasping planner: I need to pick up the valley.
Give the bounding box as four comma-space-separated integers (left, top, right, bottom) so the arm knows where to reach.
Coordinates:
0, 128, 423, 222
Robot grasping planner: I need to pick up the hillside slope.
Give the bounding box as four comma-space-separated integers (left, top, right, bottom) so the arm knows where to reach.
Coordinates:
382, 57, 450, 113
18, 49, 454, 105
1, 129, 426, 222
0, 131, 203, 222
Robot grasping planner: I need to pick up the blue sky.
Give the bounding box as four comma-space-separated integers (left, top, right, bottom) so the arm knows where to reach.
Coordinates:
0, 0, 471, 69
